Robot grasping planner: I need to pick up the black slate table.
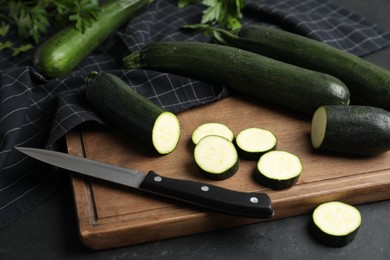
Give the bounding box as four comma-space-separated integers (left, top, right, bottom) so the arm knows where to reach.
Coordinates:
1, 1, 390, 259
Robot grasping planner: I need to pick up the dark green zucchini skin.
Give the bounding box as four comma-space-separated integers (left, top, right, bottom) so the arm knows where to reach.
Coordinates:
200, 160, 239, 181
34, 0, 153, 78
85, 71, 165, 151
212, 25, 390, 111
235, 140, 276, 161
253, 170, 299, 190
309, 218, 360, 247
313, 105, 390, 155
123, 41, 350, 116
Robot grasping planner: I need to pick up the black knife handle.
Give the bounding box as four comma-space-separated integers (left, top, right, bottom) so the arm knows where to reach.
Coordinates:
140, 171, 274, 218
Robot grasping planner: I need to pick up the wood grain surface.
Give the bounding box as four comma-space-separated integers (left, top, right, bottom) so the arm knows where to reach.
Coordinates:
66, 95, 390, 250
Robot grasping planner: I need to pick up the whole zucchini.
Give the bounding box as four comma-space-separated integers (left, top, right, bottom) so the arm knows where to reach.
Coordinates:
85, 72, 181, 155
34, 0, 153, 78
311, 105, 390, 155
212, 25, 390, 111
123, 41, 350, 115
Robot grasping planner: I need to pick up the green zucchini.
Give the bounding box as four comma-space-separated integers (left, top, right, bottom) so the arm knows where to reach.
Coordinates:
311, 105, 390, 155
254, 150, 302, 190
123, 41, 350, 116
85, 71, 180, 155
235, 128, 277, 160
211, 25, 390, 110
34, 0, 153, 78
194, 135, 239, 180
192, 122, 234, 145
310, 201, 362, 247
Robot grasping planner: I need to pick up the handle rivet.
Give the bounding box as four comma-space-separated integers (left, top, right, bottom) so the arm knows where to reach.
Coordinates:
201, 186, 209, 192
154, 176, 162, 182
250, 197, 259, 204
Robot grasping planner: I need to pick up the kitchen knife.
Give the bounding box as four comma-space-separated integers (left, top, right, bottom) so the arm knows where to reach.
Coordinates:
16, 147, 274, 218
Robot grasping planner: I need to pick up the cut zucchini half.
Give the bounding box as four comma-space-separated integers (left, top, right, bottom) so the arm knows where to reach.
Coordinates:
255, 150, 302, 190
311, 105, 390, 155
235, 128, 277, 160
85, 72, 181, 155
311, 201, 362, 247
192, 122, 234, 145
194, 135, 239, 180
152, 112, 181, 154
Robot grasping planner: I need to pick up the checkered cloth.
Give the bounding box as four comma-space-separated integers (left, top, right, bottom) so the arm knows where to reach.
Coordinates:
1, 0, 390, 230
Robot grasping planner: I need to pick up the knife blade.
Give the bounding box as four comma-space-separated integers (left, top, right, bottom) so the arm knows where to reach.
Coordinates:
16, 147, 274, 218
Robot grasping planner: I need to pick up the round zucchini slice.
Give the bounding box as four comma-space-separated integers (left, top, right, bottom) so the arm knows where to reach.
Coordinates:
255, 150, 302, 190
235, 128, 277, 160
311, 201, 362, 247
192, 122, 234, 145
194, 135, 239, 180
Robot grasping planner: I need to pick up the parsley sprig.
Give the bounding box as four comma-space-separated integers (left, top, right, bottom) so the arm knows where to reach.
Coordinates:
178, 0, 245, 32
0, 0, 100, 56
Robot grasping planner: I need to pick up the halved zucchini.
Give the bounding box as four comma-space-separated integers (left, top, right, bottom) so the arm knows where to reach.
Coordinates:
311, 201, 362, 247
235, 128, 277, 160
311, 105, 390, 155
194, 135, 239, 180
192, 122, 234, 145
255, 150, 302, 190
85, 72, 180, 155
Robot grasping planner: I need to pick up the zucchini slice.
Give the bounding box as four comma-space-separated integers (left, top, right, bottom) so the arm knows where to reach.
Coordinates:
192, 122, 234, 145
255, 150, 302, 190
311, 201, 362, 247
235, 128, 277, 160
85, 72, 180, 155
311, 105, 390, 155
194, 135, 239, 180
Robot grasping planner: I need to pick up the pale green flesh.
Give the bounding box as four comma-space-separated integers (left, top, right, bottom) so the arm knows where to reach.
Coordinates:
194, 135, 238, 174
313, 201, 362, 236
152, 112, 181, 154
192, 123, 234, 145
257, 151, 302, 180
236, 128, 276, 152
311, 106, 327, 149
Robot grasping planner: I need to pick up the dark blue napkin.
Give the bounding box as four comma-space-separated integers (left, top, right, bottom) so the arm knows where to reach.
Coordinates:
1, 0, 390, 230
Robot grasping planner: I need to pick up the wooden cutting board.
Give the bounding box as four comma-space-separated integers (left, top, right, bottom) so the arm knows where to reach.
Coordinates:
66, 95, 390, 250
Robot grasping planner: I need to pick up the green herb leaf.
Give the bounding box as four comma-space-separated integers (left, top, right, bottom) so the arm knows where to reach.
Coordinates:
12, 43, 34, 56
179, 0, 245, 30
178, 0, 201, 8
0, 40, 13, 51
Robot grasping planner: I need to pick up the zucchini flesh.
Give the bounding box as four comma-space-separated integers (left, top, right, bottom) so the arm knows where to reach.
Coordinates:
212, 25, 390, 111
311, 105, 390, 155
123, 41, 350, 116
192, 122, 234, 145
235, 128, 277, 160
255, 150, 302, 190
34, 0, 153, 77
152, 112, 181, 154
311, 201, 362, 247
194, 135, 239, 180
85, 72, 180, 155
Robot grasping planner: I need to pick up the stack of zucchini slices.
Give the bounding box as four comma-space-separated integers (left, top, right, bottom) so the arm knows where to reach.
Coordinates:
193, 123, 237, 180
